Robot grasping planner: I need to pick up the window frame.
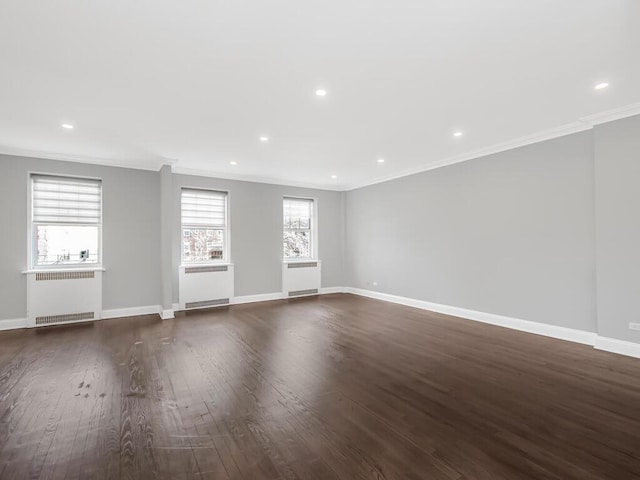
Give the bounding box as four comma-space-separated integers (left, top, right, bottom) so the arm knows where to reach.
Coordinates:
283, 196, 317, 261
180, 187, 230, 265
28, 172, 103, 270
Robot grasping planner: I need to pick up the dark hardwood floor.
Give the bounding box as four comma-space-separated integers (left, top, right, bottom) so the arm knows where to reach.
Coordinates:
1, 294, 639, 479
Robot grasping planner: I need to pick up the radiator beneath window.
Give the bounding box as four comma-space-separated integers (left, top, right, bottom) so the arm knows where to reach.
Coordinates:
178, 264, 234, 310
26, 270, 102, 327
282, 261, 321, 297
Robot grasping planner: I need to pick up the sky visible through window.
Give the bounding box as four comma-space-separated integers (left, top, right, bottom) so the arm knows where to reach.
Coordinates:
36, 225, 99, 265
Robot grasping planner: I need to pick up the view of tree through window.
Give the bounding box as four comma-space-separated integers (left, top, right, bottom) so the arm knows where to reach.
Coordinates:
182, 228, 224, 262
283, 197, 313, 258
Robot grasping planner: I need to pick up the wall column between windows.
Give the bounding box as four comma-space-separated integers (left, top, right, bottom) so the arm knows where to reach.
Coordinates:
160, 164, 175, 319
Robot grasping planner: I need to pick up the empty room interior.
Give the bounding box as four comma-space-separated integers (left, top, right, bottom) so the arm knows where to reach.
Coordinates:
1, 1, 640, 479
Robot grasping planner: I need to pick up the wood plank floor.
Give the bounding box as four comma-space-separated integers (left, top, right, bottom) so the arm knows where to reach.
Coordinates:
1, 293, 639, 479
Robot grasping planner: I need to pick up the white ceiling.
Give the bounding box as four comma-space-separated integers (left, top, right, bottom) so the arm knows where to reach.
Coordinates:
1, 0, 639, 190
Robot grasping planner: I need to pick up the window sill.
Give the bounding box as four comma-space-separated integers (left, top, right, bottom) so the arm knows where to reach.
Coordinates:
283, 259, 320, 264
22, 266, 106, 274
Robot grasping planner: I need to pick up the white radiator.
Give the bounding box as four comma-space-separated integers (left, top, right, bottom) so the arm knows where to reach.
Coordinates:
282, 261, 321, 297
179, 264, 234, 310
26, 270, 102, 327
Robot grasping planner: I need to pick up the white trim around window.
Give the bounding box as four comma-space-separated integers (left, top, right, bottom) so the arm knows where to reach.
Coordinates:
28, 172, 103, 269
180, 187, 230, 265
283, 196, 318, 261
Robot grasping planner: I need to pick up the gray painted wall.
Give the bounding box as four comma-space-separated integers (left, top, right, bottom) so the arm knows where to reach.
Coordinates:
0, 155, 345, 321
345, 132, 598, 332
171, 174, 345, 301
594, 115, 640, 343
0, 154, 162, 317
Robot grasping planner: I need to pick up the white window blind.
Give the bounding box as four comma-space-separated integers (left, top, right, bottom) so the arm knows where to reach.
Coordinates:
283, 198, 312, 225
32, 175, 101, 224
181, 189, 227, 227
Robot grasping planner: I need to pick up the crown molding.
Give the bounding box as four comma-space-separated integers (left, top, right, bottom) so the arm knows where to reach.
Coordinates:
579, 102, 640, 126
343, 121, 592, 191
344, 102, 640, 191
0, 146, 166, 172
172, 166, 343, 191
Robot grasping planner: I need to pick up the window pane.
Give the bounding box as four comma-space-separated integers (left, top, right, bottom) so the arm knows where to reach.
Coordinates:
35, 225, 99, 265
283, 197, 314, 259
182, 228, 224, 263
284, 231, 310, 258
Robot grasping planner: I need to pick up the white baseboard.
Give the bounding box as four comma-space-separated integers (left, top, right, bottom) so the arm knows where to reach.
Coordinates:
346, 287, 596, 345
345, 287, 640, 359
231, 292, 284, 305
160, 309, 175, 320
594, 336, 640, 359
0, 318, 27, 331
102, 305, 161, 320
320, 286, 346, 295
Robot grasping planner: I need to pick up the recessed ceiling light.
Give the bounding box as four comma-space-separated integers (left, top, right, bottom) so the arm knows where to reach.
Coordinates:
260, 136, 269, 142
61, 124, 74, 129
594, 82, 609, 90
230, 161, 237, 166
315, 89, 327, 97
331, 175, 337, 179
453, 131, 463, 137
377, 158, 385, 164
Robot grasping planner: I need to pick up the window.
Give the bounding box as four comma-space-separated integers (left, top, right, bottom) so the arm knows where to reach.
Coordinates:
181, 188, 228, 263
283, 197, 314, 259
31, 174, 102, 267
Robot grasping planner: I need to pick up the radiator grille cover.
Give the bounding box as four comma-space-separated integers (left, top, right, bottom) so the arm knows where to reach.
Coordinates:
185, 265, 228, 274
185, 298, 230, 309
36, 271, 95, 281
287, 262, 318, 269
289, 289, 318, 297
35, 311, 95, 326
